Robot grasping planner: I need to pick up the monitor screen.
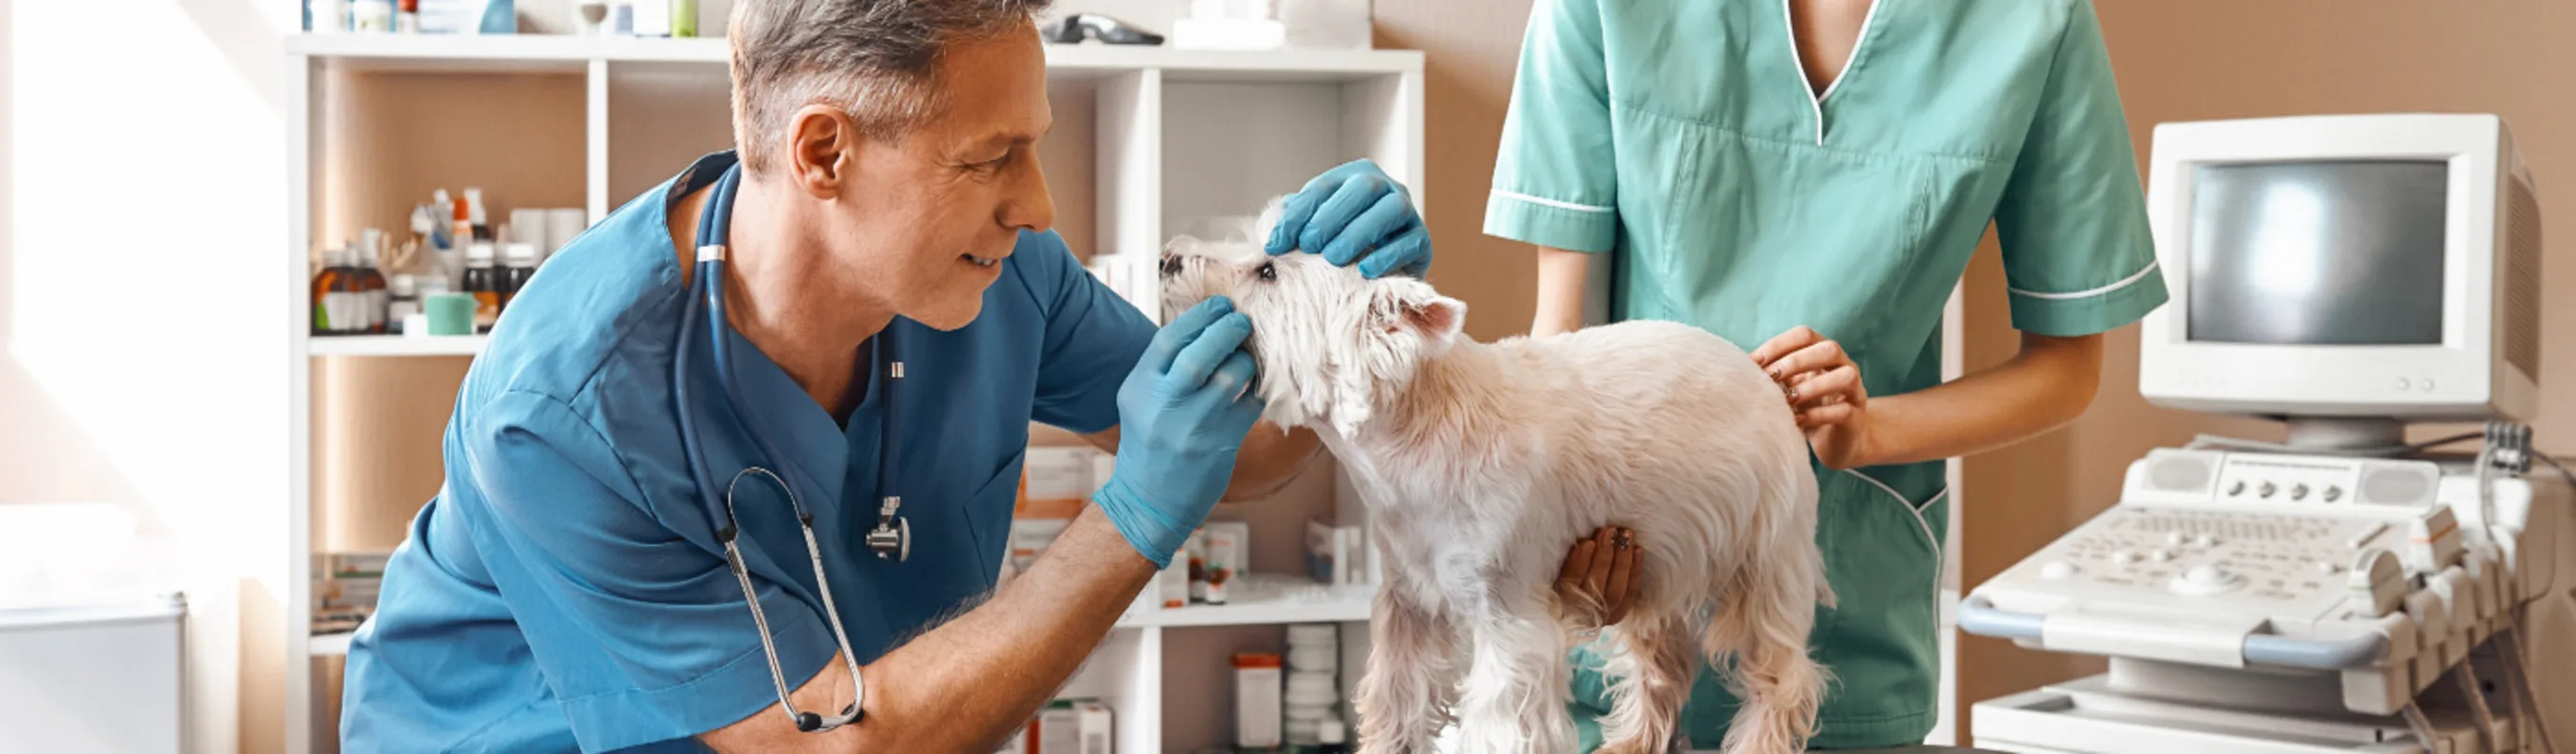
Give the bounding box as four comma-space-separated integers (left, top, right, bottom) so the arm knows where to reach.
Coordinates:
2186, 160, 2449, 345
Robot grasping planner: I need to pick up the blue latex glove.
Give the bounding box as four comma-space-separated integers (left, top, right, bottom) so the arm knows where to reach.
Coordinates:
1265, 158, 1432, 279
1093, 297, 1266, 567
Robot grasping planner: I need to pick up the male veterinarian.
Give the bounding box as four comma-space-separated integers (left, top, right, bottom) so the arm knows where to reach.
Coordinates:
328, 1, 1599, 750
1492, 0, 2171, 749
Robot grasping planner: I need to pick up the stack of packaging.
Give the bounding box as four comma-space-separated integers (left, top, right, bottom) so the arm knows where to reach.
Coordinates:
313, 551, 390, 635
994, 698, 1114, 754
1282, 624, 1344, 746
1009, 446, 1108, 573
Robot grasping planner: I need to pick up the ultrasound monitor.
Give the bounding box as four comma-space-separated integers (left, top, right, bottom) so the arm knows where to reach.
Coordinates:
2138, 114, 2542, 446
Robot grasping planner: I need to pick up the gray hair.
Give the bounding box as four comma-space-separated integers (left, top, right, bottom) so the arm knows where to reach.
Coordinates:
729, 0, 1053, 175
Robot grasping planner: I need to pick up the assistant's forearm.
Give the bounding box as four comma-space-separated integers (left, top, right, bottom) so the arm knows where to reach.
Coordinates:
1857, 334, 2105, 467
1224, 424, 1322, 500
1531, 246, 1591, 337
706, 510, 1155, 752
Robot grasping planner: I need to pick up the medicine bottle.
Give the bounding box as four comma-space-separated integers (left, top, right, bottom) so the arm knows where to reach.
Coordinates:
311, 246, 359, 335
501, 242, 539, 313
355, 229, 389, 334
464, 242, 502, 334
387, 274, 420, 336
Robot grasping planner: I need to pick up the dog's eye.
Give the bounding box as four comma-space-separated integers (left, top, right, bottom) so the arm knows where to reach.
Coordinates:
1256, 262, 1277, 281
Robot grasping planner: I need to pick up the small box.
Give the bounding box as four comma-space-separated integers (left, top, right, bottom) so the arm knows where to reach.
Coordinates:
1028, 698, 1113, 754
1090, 453, 1117, 495
1158, 553, 1191, 609
1306, 519, 1360, 586
1019, 447, 1096, 520
1233, 654, 1283, 748
1185, 529, 1211, 603
1201, 521, 1250, 604
1009, 518, 1072, 572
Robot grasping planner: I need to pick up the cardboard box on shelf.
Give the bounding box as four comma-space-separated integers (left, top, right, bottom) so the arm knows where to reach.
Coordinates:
1304, 519, 1366, 586
1010, 447, 1098, 570
1026, 698, 1113, 754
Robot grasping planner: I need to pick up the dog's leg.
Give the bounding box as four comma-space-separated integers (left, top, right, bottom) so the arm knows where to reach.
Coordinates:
1451, 588, 1576, 754
1708, 556, 1829, 754
1594, 614, 1699, 754
1356, 585, 1461, 754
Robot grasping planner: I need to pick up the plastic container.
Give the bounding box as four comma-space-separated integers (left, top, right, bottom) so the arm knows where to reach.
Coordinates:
463, 242, 501, 333
387, 274, 420, 336
423, 294, 476, 336
1315, 715, 1350, 753
501, 241, 539, 313
1286, 624, 1337, 672
545, 207, 588, 261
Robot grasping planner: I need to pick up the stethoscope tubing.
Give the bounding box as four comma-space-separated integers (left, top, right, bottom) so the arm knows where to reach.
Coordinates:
672, 161, 868, 732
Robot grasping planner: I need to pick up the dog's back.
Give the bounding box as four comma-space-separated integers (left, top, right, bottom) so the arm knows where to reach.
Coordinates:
1487, 319, 1818, 601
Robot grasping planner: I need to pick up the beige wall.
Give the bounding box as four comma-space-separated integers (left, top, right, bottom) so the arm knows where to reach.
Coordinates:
1956, 0, 2576, 740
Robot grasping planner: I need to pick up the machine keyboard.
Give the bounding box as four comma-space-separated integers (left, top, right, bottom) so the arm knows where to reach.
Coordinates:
2010, 506, 2411, 607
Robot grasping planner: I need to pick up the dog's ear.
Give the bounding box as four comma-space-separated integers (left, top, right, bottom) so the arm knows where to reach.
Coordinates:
1368, 279, 1467, 347
1254, 194, 1292, 247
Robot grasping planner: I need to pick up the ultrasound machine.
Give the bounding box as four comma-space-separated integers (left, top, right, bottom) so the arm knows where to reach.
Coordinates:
1962, 113, 2572, 754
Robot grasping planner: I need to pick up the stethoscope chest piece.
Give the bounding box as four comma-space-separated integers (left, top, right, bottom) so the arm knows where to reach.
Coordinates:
867, 496, 911, 562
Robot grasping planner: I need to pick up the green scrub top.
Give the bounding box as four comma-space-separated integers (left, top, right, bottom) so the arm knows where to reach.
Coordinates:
1483, 0, 2169, 748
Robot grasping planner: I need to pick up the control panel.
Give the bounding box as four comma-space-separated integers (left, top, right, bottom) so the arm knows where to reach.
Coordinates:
1972, 449, 2469, 677
2006, 506, 2417, 613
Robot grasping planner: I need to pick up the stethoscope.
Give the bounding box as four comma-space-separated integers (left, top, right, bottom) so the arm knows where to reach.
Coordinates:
670, 161, 908, 733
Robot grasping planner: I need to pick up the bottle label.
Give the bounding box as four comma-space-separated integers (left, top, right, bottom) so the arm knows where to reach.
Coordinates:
474, 291, 502, 332
322, 292, 366, 335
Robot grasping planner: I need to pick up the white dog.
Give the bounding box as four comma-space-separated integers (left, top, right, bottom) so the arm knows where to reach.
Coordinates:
1158, 205, 1831, 754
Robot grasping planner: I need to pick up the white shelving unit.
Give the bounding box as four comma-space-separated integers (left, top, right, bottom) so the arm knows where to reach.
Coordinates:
305, 335, 487, 357
287, 32, 1420, 754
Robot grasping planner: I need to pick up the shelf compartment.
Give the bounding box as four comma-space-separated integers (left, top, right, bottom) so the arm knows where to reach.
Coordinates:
307, 335, 487, 357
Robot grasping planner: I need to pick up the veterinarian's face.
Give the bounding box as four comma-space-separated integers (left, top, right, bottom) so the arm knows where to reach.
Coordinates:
1159, 232, 1462, 434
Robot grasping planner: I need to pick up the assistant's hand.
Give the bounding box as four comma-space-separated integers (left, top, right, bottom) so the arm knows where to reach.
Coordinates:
1751, 326, 1878, 469
1094, 298, 1268, 567
1555, 526, 1641, 630
1265, 158, 1431, 278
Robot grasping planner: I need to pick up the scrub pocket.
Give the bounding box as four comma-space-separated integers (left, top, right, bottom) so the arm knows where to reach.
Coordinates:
1607, 104, 1939, 356
1787, 465, 1947, 748
957, 449, 1030, 584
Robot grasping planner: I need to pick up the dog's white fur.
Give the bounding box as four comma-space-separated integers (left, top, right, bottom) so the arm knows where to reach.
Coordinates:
1158, 202, 1832, 754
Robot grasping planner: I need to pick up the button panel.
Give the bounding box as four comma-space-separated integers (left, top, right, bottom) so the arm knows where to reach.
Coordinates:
2004, 507, 2423, 612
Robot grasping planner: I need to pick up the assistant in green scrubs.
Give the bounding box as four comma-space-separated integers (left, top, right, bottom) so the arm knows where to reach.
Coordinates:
1484, 0, 2168, 748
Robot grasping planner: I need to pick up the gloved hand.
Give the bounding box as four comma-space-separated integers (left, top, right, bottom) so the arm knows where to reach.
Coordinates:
1265, 158, 1432, 279
1093, 297, 1267, 567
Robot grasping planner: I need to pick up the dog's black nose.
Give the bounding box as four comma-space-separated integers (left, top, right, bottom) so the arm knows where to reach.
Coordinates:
1160, 254, 1185, 277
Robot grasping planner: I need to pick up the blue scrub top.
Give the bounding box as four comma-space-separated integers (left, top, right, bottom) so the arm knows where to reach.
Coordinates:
341, 151, 1155, 752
